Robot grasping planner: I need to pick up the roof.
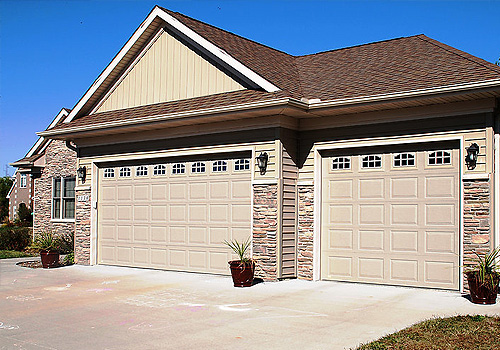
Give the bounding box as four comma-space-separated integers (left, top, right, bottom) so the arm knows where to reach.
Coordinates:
10, 154, 43, 167
47, 7, 500, 135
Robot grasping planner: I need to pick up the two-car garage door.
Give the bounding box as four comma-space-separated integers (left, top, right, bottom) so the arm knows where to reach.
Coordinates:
97, 157, 252, 275
321, 143, 460, 289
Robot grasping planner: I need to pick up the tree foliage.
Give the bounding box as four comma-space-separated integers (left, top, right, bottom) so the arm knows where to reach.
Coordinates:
0, 177, 14, 221
16, 203, 33, 226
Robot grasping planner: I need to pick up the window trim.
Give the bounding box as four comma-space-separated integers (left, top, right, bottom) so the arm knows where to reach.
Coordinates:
103, 168, 115, 178
153, 164, 166, 176
393, 152, 416, 168
119, 167, 131, 178
51, 177, 76, 221
234, 158, 250, 171
427, 150, 452, 166
212, 160, 228, 173
172, 163, 186, 175
191, 161, 206, 174
331, 157, 351, 171
19, 173, 27, 188
136, 165, 148, 177
361, 155, 382, 169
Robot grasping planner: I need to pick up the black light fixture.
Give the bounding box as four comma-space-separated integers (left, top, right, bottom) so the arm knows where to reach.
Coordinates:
256, 152, 268, 175
77, 166, 87, 183
465, 143, 479, 170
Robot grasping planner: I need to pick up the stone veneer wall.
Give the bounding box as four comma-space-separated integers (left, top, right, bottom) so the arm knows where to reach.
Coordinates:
253, 184, 278, 281
297, 184, 314, 280
463, 179, 491, 289
33, 140, 76, 237
75, 189, 91, 265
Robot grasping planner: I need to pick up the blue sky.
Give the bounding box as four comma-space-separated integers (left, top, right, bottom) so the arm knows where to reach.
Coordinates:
0, 0, 499, 176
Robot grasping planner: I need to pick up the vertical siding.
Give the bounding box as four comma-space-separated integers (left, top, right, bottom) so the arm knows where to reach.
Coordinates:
281, 143, 298, 278
464, 130, 488, 174
95, 30, 245, 113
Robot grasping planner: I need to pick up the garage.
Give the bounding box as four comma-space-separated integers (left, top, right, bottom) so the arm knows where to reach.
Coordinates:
321, 143, 460, 289
97, 156, 252, 275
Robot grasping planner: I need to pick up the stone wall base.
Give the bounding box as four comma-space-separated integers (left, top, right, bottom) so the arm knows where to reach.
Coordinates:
297, 184, 314, 280
75, 189, 91, 265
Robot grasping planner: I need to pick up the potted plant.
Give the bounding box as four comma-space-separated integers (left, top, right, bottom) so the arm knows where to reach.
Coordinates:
465, 248, 500, 304
31, 232, 61, 268
224, 238, 255, 287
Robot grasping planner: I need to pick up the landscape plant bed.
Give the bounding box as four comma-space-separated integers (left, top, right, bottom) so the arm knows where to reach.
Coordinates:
356, 315, 500, 350
17, 255, 72, 269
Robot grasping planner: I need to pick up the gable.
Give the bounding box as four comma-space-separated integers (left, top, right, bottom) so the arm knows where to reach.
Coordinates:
93, 28, 247, 114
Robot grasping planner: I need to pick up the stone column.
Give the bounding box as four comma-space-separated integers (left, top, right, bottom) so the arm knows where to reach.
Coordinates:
75, 189, 91, 265
463, 179, 491, 289
252, 184, 278, 281
297, 184, 314, 280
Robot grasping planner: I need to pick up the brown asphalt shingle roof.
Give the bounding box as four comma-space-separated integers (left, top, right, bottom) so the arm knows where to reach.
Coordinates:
60, 8, 500, 130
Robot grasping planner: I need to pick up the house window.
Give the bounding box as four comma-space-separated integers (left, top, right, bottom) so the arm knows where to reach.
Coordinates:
153, 165, 166, 176
332, 157, 351, 170
52, 177, 75, 220
20, 174, 27, 188
234, 159, 250, 171
119, 167, 131, 177
172, 163, 185, 175
212, 160, 227, 172
361, 155, 382, 169
394, 153, 415, 167
136, 166, 148, 177
192, 162, 206, 173
428, 151, 451, 165
103, 168, 115, 178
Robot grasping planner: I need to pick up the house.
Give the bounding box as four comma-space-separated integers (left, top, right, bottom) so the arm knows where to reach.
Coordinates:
39, 6, 500, 291
11, 108, 77, 236
6, 170, 33, 221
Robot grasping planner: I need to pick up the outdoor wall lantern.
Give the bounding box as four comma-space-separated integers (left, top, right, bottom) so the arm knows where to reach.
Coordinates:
465, 143, 479, 170
77, 166, 87, 183
256, 152, 268, 175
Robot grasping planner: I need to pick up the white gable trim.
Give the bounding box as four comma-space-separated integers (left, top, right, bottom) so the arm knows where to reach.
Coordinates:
26, 108, 70, 157
64, 6, 279, 124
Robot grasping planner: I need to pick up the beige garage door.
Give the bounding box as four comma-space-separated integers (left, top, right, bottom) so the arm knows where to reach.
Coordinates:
97, 157, 252, 275
321, 144, 460, 289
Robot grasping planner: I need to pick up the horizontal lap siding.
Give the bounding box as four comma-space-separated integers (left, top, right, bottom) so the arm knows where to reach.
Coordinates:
281, 145, 297, 278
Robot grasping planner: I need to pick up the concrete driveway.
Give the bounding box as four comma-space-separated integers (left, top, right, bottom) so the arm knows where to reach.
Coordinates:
1, 258, 499, 350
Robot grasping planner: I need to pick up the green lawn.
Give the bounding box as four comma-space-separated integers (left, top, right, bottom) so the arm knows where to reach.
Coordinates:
0, 250, 36, 259
356, 316, 500, 350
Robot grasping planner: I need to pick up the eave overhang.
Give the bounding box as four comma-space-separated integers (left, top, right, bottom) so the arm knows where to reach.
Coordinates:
40, 79, 500, 141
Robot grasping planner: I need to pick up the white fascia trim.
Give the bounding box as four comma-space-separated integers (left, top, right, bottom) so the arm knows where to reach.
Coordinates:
309, 79, 500, 109
26, 137, 45, 158
40, 98, 292, 137
64, 6, 279, 124
27, 110, 69, 157
156, 9, 280, 93
6, 178, 16, 198
47, 108, 70, 130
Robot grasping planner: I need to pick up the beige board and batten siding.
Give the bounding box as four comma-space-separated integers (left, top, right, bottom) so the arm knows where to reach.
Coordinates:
322, 146, 460, 289
97, 158, 252, 274
95, 29, 245, 114
281, 144, 298, 278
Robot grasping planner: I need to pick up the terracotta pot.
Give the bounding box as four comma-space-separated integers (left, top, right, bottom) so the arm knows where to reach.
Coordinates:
40, 251, 60, 269
466, 271, 499, 305
229, 260, 255, 287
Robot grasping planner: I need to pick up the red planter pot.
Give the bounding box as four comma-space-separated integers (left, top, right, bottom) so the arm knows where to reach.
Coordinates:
229, 260, 255, 287
40, 251, 60, 269
466, 271, 499, 305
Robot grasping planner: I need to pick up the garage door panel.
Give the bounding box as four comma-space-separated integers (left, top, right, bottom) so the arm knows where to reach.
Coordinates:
322, 146, 459, 289
98, 158, 251, 275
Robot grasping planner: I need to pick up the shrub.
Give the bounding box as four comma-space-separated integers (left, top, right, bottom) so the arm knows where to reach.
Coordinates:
63, 252, 74, 265
58, 233, 74, 254
15, 203, 33, 227
0, 226, 32, 251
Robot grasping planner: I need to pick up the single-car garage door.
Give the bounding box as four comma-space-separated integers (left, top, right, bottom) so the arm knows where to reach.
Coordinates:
321, 143, 459, 289
97, 157, 252, 275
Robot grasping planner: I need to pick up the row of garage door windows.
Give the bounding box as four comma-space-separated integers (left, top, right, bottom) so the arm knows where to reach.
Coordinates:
332, 151, 452, 170
102, 158, 251, 179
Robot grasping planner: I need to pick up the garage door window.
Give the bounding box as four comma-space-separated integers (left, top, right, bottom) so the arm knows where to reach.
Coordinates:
361, 155, 382, 169
136, 166, 148, 177
235, 159, 250, 171
428, 151, 451, 165
52, 177, 75, 220
192, 162, 206, 174
119, 167, 131, 177
153, 165, 166, 176
332, 157, 351, 170
172, 163, 185, 175
212, 160, 227, 172
103, 168, 115, 178
393, 153, 415, 167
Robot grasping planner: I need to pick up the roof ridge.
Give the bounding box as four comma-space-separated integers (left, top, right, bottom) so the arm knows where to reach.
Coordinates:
159, 7, 293, 58
297, 34, 425, 58
416, 35, 500, 75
